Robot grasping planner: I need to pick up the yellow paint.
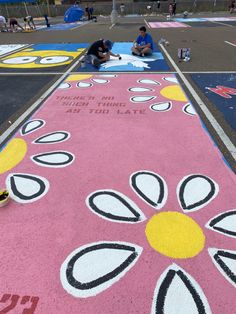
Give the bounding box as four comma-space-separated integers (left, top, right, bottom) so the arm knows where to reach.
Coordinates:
145, 211, 205, 259
160, 85, 187, 102
0, 138, 27, 174
0, 48, 85, 68
66, 74, 93, 81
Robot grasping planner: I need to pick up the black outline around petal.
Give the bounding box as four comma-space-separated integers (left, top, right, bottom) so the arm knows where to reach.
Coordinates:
137, 79, 160, 85
66, 243, 138, 290
150, 102, 172, 112
154, 268, 207, 314
178, 175, 216, 211
91, 79, 109, 84
212, 250, 236, 285
59, 82, 71, 89
76, 82, 93, 88
130, 96, 156, 103
131, 171, 165, 207
88, 191, 141, 222
9, 174, 47, 201
33, 131, 70, 144
31, 151, 74, 167
128, 87, 153, 92
21, 119, 45, 135
183, 103, 196, 116
209, 210, 236, 237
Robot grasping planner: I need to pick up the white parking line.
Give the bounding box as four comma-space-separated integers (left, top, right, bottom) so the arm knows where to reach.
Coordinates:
225, 40, 236, 47
0, 55, 84, 145
160, 43, 236, 162
144, 19, 150, 28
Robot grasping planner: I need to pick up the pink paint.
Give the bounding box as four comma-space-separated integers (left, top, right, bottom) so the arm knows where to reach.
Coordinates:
148, 22, 190, 28
0, 74, 236, 313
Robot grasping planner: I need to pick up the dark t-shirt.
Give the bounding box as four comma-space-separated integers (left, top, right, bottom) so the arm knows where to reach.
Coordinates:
87, 40, 108, 59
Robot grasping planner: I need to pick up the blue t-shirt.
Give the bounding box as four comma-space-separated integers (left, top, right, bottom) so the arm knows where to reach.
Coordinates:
136, 33, 153, 50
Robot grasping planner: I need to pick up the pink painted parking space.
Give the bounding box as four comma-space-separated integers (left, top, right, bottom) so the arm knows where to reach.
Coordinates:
0, 73, 236, 314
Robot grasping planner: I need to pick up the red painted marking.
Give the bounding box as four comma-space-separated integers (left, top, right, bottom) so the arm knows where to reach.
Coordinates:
206, 85, 236, 98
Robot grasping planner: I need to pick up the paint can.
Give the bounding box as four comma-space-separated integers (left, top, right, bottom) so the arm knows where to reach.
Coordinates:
81, 59, 86, 68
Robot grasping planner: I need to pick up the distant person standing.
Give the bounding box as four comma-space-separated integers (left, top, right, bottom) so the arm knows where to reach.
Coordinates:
89, 5, 94, 19
0, 15, 8, 32
229, 0, 235, 13
120, 3, 125, 16
168, 2, 173, 16
85, 4, 91, 20
157, 0, 161, 10
24, 16, 36, 30
9, 18, 24, 32
172, 1, 177, 15
44, 14, 50, 27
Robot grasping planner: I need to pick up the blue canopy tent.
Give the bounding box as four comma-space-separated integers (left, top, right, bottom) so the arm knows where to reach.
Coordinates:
64, 6, 84, 23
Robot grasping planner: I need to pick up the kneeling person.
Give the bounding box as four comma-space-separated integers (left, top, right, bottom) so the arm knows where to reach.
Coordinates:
87, 39, 121, 68
132, 26, 153, 57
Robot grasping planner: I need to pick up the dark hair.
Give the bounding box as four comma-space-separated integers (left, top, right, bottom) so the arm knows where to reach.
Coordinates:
139, 26, 146, 32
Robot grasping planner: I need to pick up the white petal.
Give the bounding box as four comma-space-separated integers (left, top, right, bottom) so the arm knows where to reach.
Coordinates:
151, 264, 211, 314
177, 174, 219, 212
130, 96, 156, 103
86, 190, 146, 223
206, 209, 236, 238
130, 171, 167, 209
21, 119, 45, 136
99, 74, 117, 77
138, 79, 160, 85
60, 241, 142, 297
91, 79, 109, 84
58, 82, 71, 89
209, 248, 236, 288
183, 103, 197, 116
77, 82, 93, 88
33, 131, 70, 144
31, 151, 75, 168
6, 173, 49, 203
163, 76, 178, 84
150, 102, 172, 112
128, 87, 154, 92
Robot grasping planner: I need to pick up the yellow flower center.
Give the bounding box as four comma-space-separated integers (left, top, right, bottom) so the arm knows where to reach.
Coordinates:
145, 211, 205, 259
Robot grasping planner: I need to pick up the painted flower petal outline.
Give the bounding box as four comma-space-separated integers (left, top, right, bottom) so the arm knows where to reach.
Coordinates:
209, 248, 236, 288
6, 173, 49, 203
130, 96, 156, 103
137, 79, 160, 85
183, 103, 197, 116
77, 81, 93, 88
151, 264, 212, 314
31, 151, 75, 168
130, 171, 168, 209
150, 102, 172, 112
60, 241, 143, 298
33, 131, 70, 144
177, 174, 219, 212
128, 87, 154, 92
21, 119, 45, 136
206, 209, 236, 238
86, 190, 146, 223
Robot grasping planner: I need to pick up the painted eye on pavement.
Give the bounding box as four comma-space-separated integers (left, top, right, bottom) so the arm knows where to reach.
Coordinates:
39, 56, 71, 64
2, 56, 38, 64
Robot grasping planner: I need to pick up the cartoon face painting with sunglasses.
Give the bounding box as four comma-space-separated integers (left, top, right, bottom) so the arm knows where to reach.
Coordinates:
0, 44, 86, 69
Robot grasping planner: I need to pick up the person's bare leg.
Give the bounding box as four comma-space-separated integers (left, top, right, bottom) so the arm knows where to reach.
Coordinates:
131, 46, 141, 55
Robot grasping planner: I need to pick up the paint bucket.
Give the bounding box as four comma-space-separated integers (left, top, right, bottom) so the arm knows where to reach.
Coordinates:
0, 189, 10, 207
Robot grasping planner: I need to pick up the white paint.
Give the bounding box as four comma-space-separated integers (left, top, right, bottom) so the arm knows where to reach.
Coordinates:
177, 174, 219, 212
151, 264, 212, 314
99, 74, 117, 77
91, 79, 109, 84
225, 41, 236, 47
31, 151, 74, 168
183, 103, 197, 116
209, 248, 236, 288
86, 189, 146, 223
58, 82, 71, 89
33, 131, 70, 144
40, 56, 70, 64
160, 43, 236, 162
130, 96, 156, 103
129, 87, 153, 92
60, 241, 143, 297
0, 44, 27, 57
150, 102, 172, 112
206, 210, 236, 238
77, 81, 93, 88
6, 173, 49, 203
163, 76, 178, 84
130, 171, 168, 209
21, 119, 45, 136
144, 19, 150, 29
2, 56, 38, 64
138, 79, 160, 85
0, 53, 84, 145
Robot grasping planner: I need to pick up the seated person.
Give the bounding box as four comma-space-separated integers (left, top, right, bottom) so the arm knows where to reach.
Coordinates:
0, 15, 8, 32
131, 26, 153, 57
9, 18, 24, 32
87, 39, 121, 68
24, 16, 36, 30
